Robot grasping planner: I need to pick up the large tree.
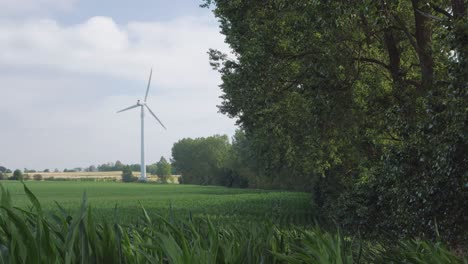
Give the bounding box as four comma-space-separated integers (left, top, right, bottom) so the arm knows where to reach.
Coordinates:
203, 0, 466, 244
172, 135, 231, 185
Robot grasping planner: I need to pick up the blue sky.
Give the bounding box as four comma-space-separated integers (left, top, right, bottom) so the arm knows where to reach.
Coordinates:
0, 0, 236, 170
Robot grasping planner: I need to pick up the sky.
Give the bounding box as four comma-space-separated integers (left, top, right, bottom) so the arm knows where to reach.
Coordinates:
0, 0, 237, 170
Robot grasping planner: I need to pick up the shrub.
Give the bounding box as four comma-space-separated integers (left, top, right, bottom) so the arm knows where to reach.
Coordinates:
33, 174, 43, 181
121, 166, 137, 182
9, 169, 23, 181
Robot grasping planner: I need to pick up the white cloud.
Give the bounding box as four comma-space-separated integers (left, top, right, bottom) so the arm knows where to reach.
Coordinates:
0, 15, 236, 170
0, 16, 226, 88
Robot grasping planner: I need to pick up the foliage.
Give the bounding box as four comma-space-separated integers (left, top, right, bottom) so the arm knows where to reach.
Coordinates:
203, 0, 467, 245
0, 184, 464, 263
172, 135, 231, 185
33, 174, 43, 181
156, 156, 172, 183
0, 181, 313, 223
121, 166, 137, 183
10, 169, 23, 181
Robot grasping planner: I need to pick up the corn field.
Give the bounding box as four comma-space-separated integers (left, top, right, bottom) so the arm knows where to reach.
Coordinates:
0, 184, 464, 263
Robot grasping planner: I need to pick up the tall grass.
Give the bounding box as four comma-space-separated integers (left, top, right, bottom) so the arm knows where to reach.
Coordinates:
0, 184, 464, 263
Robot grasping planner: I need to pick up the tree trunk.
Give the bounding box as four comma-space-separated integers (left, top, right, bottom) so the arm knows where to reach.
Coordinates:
411, 0, 434, 90
452, 0, 466, 19
383, 29, 402, 84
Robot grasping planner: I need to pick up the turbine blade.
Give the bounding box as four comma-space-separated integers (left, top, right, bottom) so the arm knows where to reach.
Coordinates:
144, 68, 152, 102
117, 104, 139, 113
145, 104, 166, 129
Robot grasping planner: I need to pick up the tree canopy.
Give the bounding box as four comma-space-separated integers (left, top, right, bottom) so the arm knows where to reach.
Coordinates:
203, 0, 466, 245
172, 135, 231, 185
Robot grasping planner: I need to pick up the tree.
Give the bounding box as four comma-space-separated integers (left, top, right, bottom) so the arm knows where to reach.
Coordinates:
156, 157, 171, 183
115, 160, 124, 171
147, 163, 158, 175
121, 166, 137, 183
10, 169, 23, 181
172, 135, 231, 185
43, 169, 50, 173
0, 166, 7, 173
203, 0, 466, 245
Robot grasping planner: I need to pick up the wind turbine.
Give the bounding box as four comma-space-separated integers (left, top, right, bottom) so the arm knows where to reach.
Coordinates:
117, 69, 166, 181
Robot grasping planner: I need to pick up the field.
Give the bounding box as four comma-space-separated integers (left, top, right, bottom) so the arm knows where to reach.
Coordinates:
17, 171, 180, 183
0, 181, 463, 263
0, 181, 312, 223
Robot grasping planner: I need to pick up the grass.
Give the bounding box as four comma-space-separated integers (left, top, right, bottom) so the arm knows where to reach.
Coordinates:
0, 182, 464, 263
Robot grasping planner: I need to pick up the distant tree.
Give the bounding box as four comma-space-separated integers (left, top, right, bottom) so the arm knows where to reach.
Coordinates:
121, 166, 137, 183
147, 163, 158, 175
43, 169, 50, 173
74, 168, 82, 172
5, 169, 11, 173
54, 168, 59, 173
129, 164, 141, 172
0, 166, 7, 173
172, 135, 230, 185
115, 160, 124, 171
33, 174, 43, 181
10, 169, 23, 181
156, 157, 172, 183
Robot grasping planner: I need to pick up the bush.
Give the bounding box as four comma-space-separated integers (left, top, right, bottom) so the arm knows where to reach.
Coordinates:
33, 174, 43, 181
9, 169, 23, 181
121, 166, 137, 182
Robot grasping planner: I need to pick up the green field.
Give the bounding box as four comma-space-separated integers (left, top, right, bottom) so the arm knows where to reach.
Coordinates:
0, 181, 463, 263
0, 181, 313, 223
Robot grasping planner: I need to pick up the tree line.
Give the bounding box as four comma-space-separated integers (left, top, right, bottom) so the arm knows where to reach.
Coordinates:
0, 157, 173, 180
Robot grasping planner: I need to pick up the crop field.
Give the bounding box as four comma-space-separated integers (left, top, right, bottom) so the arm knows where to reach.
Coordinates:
14, 171, 180, 183
0, 181, 463, 263
0, 181, 312, 223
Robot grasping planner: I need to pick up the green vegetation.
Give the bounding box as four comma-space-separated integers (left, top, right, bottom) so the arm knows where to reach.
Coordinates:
202, 0, 467, 246
0, 181, 312, 223
172, 135, 233, 186
0, 183, 464, 263
155, 157, 171, 183
11, 169, 23, 181
121, 166, 137, 183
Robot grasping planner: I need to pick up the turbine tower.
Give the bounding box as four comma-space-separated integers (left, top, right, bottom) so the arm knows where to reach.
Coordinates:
117, 69, 166, 181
